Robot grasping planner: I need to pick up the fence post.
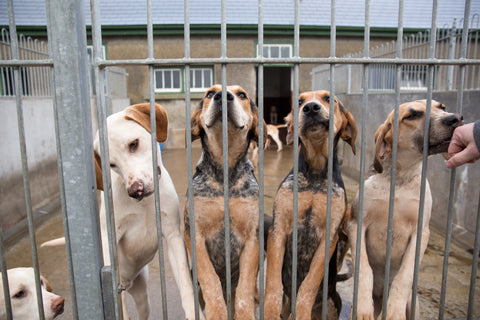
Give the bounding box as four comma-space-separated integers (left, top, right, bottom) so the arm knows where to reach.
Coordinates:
46, 0, 105, 319
447, 20, 457, 91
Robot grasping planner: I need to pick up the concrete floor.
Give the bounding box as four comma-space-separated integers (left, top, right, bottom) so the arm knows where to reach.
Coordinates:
4, 146, 479, 319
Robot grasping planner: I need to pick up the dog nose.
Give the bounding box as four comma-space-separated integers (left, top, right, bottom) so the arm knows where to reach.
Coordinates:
302, 102, 321, 115
443, 114, 463, 127
51, 296, 65, 316
213, 90, 234, 103
128, 181, 145, 199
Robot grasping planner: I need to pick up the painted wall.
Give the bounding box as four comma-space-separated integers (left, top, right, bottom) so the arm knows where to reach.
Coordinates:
0, 97, 130, 237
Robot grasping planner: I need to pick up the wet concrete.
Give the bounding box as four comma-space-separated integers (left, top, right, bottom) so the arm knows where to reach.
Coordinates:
3, 146, 479, 319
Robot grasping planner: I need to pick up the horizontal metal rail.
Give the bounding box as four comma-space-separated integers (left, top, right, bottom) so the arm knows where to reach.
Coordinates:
93, 57, 480, 66
3, 57, 480, 68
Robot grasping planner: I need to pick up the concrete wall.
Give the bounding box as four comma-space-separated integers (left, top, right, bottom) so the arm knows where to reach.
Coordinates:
0, 98, 59, 233
0, 97, 130, 238
336, 91, 480, 248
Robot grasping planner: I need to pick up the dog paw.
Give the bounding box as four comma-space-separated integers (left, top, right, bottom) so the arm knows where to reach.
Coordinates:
352, 303, 375, 320
377, 306, 406, 320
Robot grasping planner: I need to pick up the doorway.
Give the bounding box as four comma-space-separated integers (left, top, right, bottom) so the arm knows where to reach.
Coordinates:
257, 66, 292, 125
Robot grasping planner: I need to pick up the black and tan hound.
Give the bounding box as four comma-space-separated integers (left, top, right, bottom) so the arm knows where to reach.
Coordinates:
185, 84, 267, 320
264, 90, 357, 320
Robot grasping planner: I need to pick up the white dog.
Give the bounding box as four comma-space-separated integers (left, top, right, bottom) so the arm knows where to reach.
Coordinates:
0, 267, 64, 320
93, 103, 197, 320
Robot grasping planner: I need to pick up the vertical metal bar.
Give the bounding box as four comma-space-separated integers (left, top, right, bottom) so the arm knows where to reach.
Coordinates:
1, 29, 12, 96
0, 10, 13, 320
0, 206, 11, 319
146, 0, 169, 318
184, 0, 201, 318
104, 68, 112, 115
291, 0, 300, 317
447, 21, 456, 91
439, 6, 471, 318
90, 0, 122, 318
220, 0, 232, 318
382, 1, 404, 319
322, 0, 336, 319
46, 0, 105, 318
44, 2, 79, 317
257, 0, 265, 319
410, 3, 439, 319
468, 194, 480, 319
470, 30, 478, 89
455, 2, 480, 318
351, 0, 370, 318
6, 1, 45, 318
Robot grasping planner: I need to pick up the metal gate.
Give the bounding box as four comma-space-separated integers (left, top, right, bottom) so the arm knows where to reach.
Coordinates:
1, 0, 479, 319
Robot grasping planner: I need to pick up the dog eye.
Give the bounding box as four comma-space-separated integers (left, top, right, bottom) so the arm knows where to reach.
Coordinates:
298, 99, 304, 106
13, 290, 26, 299
323, 96, 330, 103
403, 110, 424, 121
129, 139, 139, 153
206, 90, 215, 99
236, 92, 247, 100
438, 104, 446, 111
110, 163, 116, 168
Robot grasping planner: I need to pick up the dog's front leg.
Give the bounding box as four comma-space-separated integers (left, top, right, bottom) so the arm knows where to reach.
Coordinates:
128, 266, 150, 320
165, 230, 202, 320
195, 237, 228, 320
235, 233, 259, 320
264, 225, 287, 320
348, 218, 375, 320
294, 235, 337, 320
382, 227, 429, 320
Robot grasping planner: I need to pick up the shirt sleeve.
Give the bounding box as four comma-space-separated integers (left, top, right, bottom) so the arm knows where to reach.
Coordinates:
474, 120, 480, 153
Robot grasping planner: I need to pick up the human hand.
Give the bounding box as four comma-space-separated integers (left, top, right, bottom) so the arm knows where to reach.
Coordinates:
446, 122, 480, 168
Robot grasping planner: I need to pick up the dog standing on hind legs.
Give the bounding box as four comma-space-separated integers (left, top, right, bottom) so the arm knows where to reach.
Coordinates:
264, 90, 357, 320
347, 100, 462, 320
185, 84, 266, 320
94, 103, 198, 320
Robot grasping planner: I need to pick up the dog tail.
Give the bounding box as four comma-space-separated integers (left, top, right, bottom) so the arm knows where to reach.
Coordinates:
40, 237, 66, 247
336, 259, 353, 282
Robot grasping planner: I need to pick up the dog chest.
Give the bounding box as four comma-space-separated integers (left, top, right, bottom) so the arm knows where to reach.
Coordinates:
187, 196, 259, 239
274, 178, 346, 232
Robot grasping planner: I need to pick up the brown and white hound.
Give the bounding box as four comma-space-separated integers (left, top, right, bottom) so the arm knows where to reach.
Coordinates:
264, 90, 357, 320
347, 100, 462, 320
185, 85, 267, 320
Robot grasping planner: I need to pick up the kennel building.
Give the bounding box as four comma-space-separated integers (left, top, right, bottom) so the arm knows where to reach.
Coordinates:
0, 0, 480, 319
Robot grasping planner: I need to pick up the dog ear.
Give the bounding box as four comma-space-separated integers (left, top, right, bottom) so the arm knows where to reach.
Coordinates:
373, 121, 392, 173
191, 100, 203, 142
249, 99, 268, 145
41, 275, 53, 293
124, 103, 168, 142
284, 112, 294, 145
94, 150, 104, 191
338, 101, 358, 155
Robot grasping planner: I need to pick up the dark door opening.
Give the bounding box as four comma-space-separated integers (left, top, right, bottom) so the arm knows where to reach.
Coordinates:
257, 66, 292, 125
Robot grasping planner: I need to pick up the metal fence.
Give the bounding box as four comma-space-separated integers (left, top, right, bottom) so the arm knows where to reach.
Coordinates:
312, 14, 480, 94
0, 28, 128, 99
1, 0, 480, 320
0, 28, 51, 97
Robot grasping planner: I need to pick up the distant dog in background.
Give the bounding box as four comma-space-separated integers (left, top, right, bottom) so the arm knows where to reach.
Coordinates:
265, 124, 285, 152
347, 100, 462, 320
